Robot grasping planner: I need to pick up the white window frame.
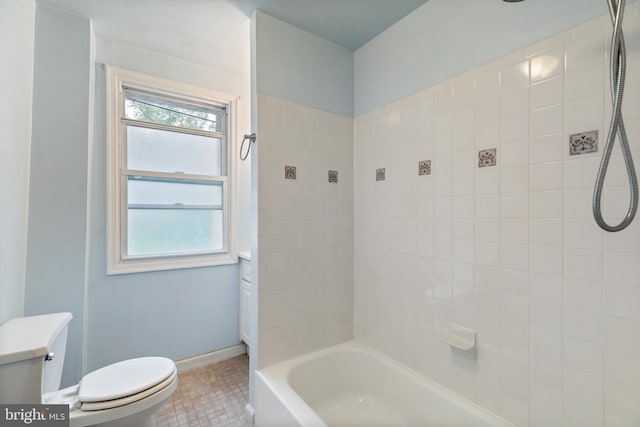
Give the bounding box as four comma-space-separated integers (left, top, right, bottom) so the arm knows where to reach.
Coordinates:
106, 65, 238, 274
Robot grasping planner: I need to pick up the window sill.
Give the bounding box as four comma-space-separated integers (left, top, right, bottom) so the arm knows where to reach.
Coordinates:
107, 252, 237, 275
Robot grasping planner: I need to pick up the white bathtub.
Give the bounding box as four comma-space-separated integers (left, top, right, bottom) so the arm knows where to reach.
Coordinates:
256, 341, 514, 427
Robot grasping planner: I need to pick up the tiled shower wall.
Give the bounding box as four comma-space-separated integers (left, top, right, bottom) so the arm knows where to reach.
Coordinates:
257, 95, 354, 369
355, 5, 640, 427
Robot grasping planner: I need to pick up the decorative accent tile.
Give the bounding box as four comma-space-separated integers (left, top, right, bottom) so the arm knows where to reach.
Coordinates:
328, 170, 338, 183
419, 160, 432, 176
569, 130, 598, 155
285, 165, 296, 180
376, 168, 386, 181
478, 148, 497, 168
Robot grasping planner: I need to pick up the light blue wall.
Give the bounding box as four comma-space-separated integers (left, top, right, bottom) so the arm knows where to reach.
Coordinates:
255, 11, 354, 117
0, 0, 34, 325
24, 3, 91, 386
22, 5, 251, 383
354, 0, 621, 115
86, 41, 248, 370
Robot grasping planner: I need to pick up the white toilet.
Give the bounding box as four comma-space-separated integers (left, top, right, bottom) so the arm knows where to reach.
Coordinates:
0, 312, 178, 427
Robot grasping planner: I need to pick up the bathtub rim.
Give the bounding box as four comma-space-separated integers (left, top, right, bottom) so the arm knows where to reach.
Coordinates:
256, 340, 515, 427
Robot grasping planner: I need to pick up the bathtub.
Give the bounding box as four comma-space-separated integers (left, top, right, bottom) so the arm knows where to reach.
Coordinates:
255, 341, 514, 427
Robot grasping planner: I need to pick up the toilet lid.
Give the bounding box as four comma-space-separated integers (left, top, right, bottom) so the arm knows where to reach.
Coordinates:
79, 357, 176, 403
80, 369, 177, 411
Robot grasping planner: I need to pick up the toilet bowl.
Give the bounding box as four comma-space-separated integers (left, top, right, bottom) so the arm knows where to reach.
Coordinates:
0, 313, 178, 427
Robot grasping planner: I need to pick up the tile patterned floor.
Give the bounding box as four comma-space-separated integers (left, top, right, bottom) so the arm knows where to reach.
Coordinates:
152, 354, 252, 427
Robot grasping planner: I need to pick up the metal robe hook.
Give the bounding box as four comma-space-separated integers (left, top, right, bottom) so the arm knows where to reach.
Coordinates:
240, 133, 256, 161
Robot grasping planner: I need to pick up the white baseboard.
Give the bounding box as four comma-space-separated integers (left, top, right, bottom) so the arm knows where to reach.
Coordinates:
244, 403, 255, 425
175, 343, 247, 373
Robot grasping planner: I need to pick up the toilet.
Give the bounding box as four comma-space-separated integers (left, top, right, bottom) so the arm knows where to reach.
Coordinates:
0, 312, 178, 427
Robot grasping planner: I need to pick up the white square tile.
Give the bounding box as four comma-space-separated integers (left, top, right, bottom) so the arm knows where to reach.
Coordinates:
529, 272, 562, 304
531, 104, 563, 138
500, 139, 529, 167
531, 76, 563, 110
603, 315, 640, 353
453, 262, 474, 286
501, 112, 529, 143
500, 268, 529, 298
530, 190, 563, 218
475, 218, 499, 242
565, 33, 605, 72
564, 336, 603, 376
453, 149, 476, 172
530, 133, 564, 164
565, 93, 604, 137
564, 277, 603, 312
564, 365, 603, 405
476, 265, 500, 292
530, 356, 562, 390
476, 194, 499, 218
604, 340, 640, 389
604, 251, 640, 286
476, 289, 500, 316
501, 192, 529, 218
530, 47, 564, 82
529, 381, 563, 427
564, 188, 594, 219
564, 157, 600, 188
453, 125, 475, 152
604, 379, 640, 422
500, 218, 529, 244
500, 60, 530, 91
500, 243, 529, 271
604, 284, 640, 321
530, 327, 561, 364
563, 395, 604, 427
501, 86, 530, 117
565, 247, 603, 281
475, 168, 499, 194
434, 131, 453, 155
476, 314, 501, 345
476, 97, 500, 123
453, 195, 475, 218
453, 218, 475, 240
529, 161, 563, 191
453, 240, 474, 263
500, 165, 529, 193
500, 346, 529, 378
453, 171, 475, 195
565, 218, 604, 250
529, 245, 563, 275
565, 65, 605, 101
453, 106, 475, 129
530, 301, 562, 333
529, 219, 563, 247
500, 318, 529, 352
475, 241, 499, 267
475, 71, 500, 99
563, 306, 603, 344
500, 294, 529, 324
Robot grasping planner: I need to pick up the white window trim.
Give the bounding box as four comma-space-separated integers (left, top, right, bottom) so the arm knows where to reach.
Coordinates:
106, 65, 239, 274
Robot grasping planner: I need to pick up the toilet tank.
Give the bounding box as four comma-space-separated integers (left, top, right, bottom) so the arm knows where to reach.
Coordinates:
0, 312, 73, 404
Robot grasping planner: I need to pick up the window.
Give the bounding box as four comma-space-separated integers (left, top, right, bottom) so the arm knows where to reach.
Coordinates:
106, 66, 238, 274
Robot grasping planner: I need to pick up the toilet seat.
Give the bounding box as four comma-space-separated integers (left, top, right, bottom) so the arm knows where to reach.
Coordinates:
80, 368, 177, 411
78, 357, 176, 408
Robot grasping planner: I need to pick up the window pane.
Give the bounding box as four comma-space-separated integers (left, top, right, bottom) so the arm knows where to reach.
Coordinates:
128, 177, 222, 208
124, 89, 223, 133
127, 125, 222, 176
127, 209, 223, 256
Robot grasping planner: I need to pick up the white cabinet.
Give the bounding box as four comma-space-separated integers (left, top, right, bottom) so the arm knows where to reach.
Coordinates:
239, 253, 251, 345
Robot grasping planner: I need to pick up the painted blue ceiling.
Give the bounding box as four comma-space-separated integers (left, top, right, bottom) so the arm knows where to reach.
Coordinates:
228, 0, 429, 50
